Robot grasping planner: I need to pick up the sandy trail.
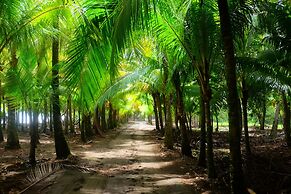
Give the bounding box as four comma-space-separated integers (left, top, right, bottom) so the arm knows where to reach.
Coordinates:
28, 121, 196, 194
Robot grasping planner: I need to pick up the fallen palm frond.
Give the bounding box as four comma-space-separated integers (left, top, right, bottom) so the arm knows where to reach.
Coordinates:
20, 162, 62, 194
19, 160, 98, 194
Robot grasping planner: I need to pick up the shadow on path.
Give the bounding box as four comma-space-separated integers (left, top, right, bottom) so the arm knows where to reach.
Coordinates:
29, 121, 198, 194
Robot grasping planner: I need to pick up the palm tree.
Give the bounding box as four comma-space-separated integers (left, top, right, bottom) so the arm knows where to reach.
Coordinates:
51, 17, 70, 159
5, 45, 21, 149
218, 0, 246, 192
257, 0, 291, 146
184, 0, 219, 176
0, 0, 23, 149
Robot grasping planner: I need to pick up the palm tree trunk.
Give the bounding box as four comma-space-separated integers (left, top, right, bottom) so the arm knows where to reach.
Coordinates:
108, 102, 113, 129
83, 112, 93, 139
113, 109, 117, 128
270, 102, 280, 138
173, 71, 192, 156
80, 112, 86, 142
73, 108, 76, 131
78, 108, 81, 130
101, 103, 107, 131
204, 96, 216, 178
64, 103, 69, 135
282, 92, 291, 146
68, 95, 74, 134
188, 113, 192, 131
52, 19, 70, 159
93, 107, 103, 136
29, 106, 33, 132
198, 94, 206, 167
29, 109, 38, 165
198, 68, 215, 177
200, 75, 216, 177
152, 93, 160, 131
258, 99, 266, 131
156, 92, 164, 133
174, 101, 179, 131
163, 57, 173, 149
218, 0, 246, 192
15, 109, 19, 132
49, 99, 53, 134
242, 79, 251, 155
43, 100, 48, 133
164, 93, 173, 149
6, 98, 20, 149
21, 104, 25, 132
215, 113, 219, 132
162, 94, 167, 122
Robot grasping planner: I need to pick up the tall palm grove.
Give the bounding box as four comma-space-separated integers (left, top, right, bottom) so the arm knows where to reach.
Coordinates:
0, 0, 290, 193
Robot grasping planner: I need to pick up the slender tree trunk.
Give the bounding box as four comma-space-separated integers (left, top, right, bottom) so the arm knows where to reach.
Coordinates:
113, 109, 117, 128
198, 68, 215, 177
93, 107, 103, 136
204, 95, 216, 178
21, 104, 25, 132
242, 79, 251, 155
163, 57, 173, 149
188, 113, 192, 132
218, 0, 246, 192
156, 93, 164, 133
152, 93, 160, 131
78, 108, 81, 130
6, 98, 20, 149
29, 109, 38, 165
215, 113, 219, 132
173, 71, 192, 156
199, 74, 216, 178
174, 101, 179, 131
198, 94, 206, 167
73, 108, 76, 131
51, 19, 70, 159
270, 102, 280, 138
5, 46, 20, 149
35, 111, 40, 144
68, 95, 74, 134
164, 94, 173, 149
83, 112, 93, 139
29, 107, 33, 132
258, 99, 266, 131
101, 103, 107, 131
26, 108, 29, 131
282, 92, 291, 146
162, 94, 167, 122
43, 100, 48, 133
49, 99, 53, 134
64, 103, 69, 135
15, 109, 19, 132
185, 115, 190, 131
108, 102, 113, 129
80, 112, 86, 142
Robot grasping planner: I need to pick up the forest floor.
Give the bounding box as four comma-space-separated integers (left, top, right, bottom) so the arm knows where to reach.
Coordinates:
1, 122, 291, 194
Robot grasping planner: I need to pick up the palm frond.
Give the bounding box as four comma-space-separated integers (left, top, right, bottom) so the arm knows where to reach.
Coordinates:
96, 65, 152, 107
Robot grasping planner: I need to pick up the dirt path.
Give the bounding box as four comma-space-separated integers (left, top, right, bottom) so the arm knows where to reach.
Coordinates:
29, 121, 197, 194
